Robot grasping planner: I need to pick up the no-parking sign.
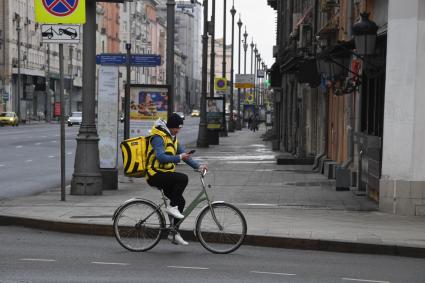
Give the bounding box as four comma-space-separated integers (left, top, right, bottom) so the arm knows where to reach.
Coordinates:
34, 0, 86, 24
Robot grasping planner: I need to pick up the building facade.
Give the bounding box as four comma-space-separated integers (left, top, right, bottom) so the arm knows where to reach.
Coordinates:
0, 0, 83, 120
268, 0, 425, 216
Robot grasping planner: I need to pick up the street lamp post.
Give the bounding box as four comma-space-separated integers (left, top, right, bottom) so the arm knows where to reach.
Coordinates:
235, 16, 242, 130
228, 2, 236, 132
15, 14, 21, 122
253, 46, 258, 104
196, 0, 209, 148
71, 0, 102, 195
166, 0, 176, 118
209, 0, 216, 99
221, 0, 229, 135
250, 40, 254, 103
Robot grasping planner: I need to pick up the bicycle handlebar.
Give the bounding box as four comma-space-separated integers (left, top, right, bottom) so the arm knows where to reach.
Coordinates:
195, 168, 208, 177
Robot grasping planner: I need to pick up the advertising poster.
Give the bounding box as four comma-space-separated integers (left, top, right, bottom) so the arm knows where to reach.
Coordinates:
129, 84, 169, 137
206, 97, 224, 130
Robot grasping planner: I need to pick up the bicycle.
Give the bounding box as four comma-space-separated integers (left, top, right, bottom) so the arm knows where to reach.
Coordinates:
112, 169, 247, 254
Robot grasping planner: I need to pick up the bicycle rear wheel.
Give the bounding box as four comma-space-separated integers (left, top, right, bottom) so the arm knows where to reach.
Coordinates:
113, 200, 165, 252
196, 202, 247, 254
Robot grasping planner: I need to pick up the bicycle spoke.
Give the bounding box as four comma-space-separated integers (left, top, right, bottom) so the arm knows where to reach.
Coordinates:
196, 203, 247, 254
113, 200, 164, 252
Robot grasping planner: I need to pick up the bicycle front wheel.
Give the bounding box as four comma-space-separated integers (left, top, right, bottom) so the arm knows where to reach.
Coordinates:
196, 202, 247, 254
113, 200, 165, 252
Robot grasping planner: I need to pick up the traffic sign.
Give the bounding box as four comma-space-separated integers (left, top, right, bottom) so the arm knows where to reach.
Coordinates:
130, 55, 161, 67
96, 54, 161, 67
214, 77, 227, 91
235, 74, 255, 88
41, 24, 80, 43
96, 54, 127, 65
34, 0, 86, 24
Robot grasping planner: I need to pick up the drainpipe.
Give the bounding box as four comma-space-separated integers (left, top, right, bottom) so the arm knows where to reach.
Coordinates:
341, 0, 355, 170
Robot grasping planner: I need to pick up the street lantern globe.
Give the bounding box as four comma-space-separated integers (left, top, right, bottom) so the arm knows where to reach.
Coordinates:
352, 12, 378, 56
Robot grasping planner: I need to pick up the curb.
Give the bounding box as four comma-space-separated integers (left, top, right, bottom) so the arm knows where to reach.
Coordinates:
1, 215, 425, 258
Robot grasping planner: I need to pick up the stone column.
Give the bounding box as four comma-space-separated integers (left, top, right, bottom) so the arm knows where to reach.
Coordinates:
380, 0, 425, 216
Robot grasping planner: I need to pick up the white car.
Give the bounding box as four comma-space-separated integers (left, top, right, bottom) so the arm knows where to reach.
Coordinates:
67, 111, 82, 126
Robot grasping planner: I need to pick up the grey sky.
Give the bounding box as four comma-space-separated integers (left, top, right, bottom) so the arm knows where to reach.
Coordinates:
212, 0, 277, 70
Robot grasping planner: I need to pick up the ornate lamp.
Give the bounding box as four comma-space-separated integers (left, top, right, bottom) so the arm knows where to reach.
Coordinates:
352, 12, 378, 56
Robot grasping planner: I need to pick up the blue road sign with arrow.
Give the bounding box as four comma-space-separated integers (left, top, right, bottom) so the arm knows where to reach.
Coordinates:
96, 54, 161, 67
130, 55, 161, 67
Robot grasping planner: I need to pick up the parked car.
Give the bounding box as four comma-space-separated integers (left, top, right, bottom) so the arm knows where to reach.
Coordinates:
67, 111, 82, 126
191, 109, 200, 117
0, 112, 19, 126
174, 111, 185, 120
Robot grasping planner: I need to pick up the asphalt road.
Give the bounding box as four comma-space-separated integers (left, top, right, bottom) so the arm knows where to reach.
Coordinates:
0, 118, 199, 200
1, 226, 424, 283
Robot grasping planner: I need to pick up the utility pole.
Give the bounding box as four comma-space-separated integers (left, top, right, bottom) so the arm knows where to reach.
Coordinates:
69, 45, 73, 115
71, 0, 102, 195
196, 0, 209, 148
166, 0, 175, 118
45, 44, 51, 122
124, 43, 131, 140
229, 3, 236, 132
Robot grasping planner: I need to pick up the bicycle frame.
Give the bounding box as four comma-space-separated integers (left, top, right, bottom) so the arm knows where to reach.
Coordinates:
165, 170, 224, 231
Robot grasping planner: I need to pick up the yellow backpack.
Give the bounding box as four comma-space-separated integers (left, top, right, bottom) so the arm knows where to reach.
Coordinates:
120, 136, 151, 178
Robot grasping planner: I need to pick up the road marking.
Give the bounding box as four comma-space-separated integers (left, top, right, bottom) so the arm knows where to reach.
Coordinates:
251, 271, 296, 276
35, 142, 41, 145
91, 261, 129, 266
342, 278, 390, 283
67, 152, 73, 155
226, 161, 276, 164
0, 164, 5, 167
51, 140, 57, 143
24, 160, 33, 163
20, 258, 56, 262
16, 145, 23, 148
167, 265, 209, 270
48, 155, 55, 158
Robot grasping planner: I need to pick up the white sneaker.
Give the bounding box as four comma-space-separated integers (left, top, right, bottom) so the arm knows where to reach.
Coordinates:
168, 232, 189, 246
166, 206, 184, 219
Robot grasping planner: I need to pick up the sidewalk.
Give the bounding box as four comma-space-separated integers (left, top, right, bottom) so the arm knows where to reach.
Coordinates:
1, 125, 425, 257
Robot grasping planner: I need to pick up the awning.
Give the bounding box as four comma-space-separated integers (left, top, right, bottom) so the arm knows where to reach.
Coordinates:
269, 62, 282, 88
280, 55, 303, 73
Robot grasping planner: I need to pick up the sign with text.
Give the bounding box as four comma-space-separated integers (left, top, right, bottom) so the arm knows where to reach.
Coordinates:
235, 74, 255, 88
96, 54, 161, 67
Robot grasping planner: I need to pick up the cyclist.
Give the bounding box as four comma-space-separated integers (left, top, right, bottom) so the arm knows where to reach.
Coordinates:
146, 113, 208, 246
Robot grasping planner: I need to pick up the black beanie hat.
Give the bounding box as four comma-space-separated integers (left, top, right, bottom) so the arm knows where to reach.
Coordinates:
166, 113, 184, 128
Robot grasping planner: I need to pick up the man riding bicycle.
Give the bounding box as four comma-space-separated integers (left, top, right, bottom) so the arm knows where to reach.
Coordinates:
146, 113, 207, 246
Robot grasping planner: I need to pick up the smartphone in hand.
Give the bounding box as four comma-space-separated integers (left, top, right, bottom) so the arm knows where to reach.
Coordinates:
187, 150, 196, 154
